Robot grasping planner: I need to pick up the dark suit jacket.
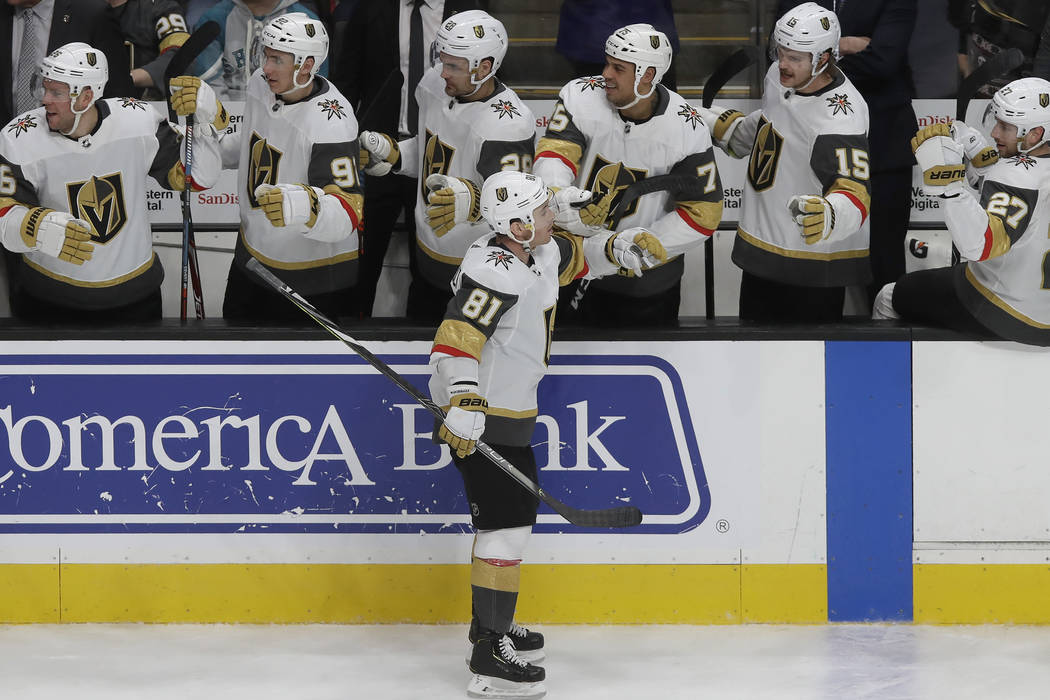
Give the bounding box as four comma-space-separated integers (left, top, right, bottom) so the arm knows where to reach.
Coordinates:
0, 0, 135, 126
333, 0, 485, 134
776, 0, 918, 172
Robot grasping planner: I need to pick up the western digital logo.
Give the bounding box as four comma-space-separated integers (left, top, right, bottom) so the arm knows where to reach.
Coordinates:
0, 353, 708, 534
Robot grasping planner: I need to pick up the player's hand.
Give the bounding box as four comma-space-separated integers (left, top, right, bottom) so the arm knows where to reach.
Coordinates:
358, 130, 400, 177
19, 207, 94, 265
254, 183, 321, 229
425, 174, 481, 236
169, 75, 230, 131
438, 384, 488, 458
606, 227, 667, 276
788, 195, 836, 245
697, 104, 745, 151
550, 186, 605, 236
950, 120, 998, 169
911, 124, 966, 197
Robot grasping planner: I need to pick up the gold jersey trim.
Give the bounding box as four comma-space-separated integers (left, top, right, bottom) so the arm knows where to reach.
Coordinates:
736, 226, 869, 261
677, 199, 723, 232
985, 214, 1012, 260
241, 230, 359, 269
827, 177, 871, 216
536, 136, 583, 173
552, 232, 586, 285
416, 237, 463, 265
24, 252, 156, 287
434, 319, 486, 360
964, 265, 1050, 329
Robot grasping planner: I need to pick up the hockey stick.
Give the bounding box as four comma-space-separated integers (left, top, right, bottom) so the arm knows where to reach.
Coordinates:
702, 46, 758, 109
956, 47, 1024, 121
357, 69, 404, 133
164, 22, 220, 321
246, 257, 644, 529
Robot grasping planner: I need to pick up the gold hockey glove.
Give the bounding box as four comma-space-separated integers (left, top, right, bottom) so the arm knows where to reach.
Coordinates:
425, 174, 481, 237
254, 183, 321, 229
438, 385, 488, 459
169, 76, 230, 131
20, 207, 94, 265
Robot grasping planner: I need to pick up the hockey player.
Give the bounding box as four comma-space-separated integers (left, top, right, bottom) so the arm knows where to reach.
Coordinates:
872, 77, 1050, 346
701, 2, 871, 322
107, 0, 190, 98
357, 10, 536, 324
218, 13, 364, 323
532, 23, 723, 327
430, 170, 666, 699
0, 42, 223, 322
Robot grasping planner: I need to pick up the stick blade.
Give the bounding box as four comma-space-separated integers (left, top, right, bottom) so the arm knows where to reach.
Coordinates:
548, 495, 643, 529
956, 47, 1024, 121
164, 21, 221, 122
702, 46, 757, 108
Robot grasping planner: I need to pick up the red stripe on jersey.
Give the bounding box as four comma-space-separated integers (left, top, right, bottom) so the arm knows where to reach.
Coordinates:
676, 207, 714, 236
980, 225, 993, 261
328, 193, 360, 230
431, 344, 479, 361
832, 190, 868, 224
188, 176, 206, 192
0, 205, 13, 217
575, 260, 589, 280
535, 151, 577, 177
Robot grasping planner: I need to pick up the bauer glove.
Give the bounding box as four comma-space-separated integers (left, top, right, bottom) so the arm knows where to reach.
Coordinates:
912, 124, 966, 197
550, 186, 606, 236
358, 130, 400, 177
697, 104, 746, 152
788, 195, 836, 245
606, 227, 668, 277
438, 383, 488, 458
425, 174, 481, 236
950, 120, 999, 170
19, 207, 94, 265
254, 183, 322, 230
169, 76, 230, 131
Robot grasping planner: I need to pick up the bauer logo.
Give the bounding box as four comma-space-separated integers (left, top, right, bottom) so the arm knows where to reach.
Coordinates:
0, 349, 707, 535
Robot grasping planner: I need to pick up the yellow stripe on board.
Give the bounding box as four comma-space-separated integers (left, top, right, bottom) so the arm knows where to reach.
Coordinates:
0, 563, 827, 624
915, 564, 1050, 624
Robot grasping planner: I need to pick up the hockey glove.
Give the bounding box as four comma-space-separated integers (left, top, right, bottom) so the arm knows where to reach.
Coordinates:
911, 124, 966, 197
254, 183, 322, 229
698, 105, 745, 152
606, 228, 668, 277
358, 130, 400, 177
550, 186, 605, 236
788, 195, 836, 245
20, 207, 94, 265
438, 383, 488, 459
169, 76, 230, 131
425, 174, 481, 237
950, 120, 999, 170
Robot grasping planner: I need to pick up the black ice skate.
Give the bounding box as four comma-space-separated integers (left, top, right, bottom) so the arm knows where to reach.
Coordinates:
467, 632, 546, 699
469, 618, 545, 663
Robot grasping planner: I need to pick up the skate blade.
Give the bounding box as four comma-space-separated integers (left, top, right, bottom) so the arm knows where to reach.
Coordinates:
465, 648, 545, 666
467, 673, 546, 699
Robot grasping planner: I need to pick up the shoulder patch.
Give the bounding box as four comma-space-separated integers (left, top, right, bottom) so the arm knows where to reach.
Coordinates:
317, 98, 347, 120
485, 249, 515, 269
118, 97, 148, 111
1010, 153, 1038, 170
490, 99, 521, 120
825, 93, 854, 116
575, 76, 606, 92
677, 103, 704, 129
6, 114, 38, 137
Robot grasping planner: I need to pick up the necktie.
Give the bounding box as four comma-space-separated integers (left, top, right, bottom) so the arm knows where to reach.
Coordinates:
407, 0, 424, 135
15, 9, 43, 115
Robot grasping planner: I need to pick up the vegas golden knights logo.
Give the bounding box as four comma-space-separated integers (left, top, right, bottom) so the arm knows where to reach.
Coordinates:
422, 129, 456, 199
1041, 93, 1049, 108
473, 25, 485, 38
496, 187, 508, 202
305, 23, 315, 37
584, 156, 648, 224
820, 17, 830, 30
86, 52, 97, 66
66, 173, 127, 243
247, 132, 283, 208
650, 36, 660, 50
747, 116, 784, 193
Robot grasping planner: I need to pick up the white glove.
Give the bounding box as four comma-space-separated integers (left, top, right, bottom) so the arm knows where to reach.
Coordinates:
425, 174, 480, 236
551, 186, 606, 236
19, 207, 94, 265
254, 183, 322, 229
438, 383, 487, 459
697, 104, 745, 151
788, 195, 835, 245
607, 227, 668, 276
169, 76, 228, 131
911, 124, 966, 197
950, 120, 998, 169
358, 130, 399, 176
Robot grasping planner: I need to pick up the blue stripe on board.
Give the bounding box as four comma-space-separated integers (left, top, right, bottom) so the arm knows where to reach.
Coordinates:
825, 341, 912, 622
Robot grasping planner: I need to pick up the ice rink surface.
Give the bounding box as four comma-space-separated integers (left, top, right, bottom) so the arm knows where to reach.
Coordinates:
3, 623, 1049, 699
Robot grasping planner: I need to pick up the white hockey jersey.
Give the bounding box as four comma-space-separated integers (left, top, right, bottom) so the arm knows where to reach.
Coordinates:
400, 68, 536, 291
730, 65, 871, 287
0, 98, 220, 309
534, 77, 722, 297
225, 71, 363, 295
946, 151, 1050, 344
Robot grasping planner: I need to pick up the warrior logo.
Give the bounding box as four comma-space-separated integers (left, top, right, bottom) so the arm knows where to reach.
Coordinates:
318, 98, 346, 120
474, 25, 485, 39
119, 97, 147, 111
421, 130, 456, 200
66, 173, 127, 243
486, 250, 513, 269
305, 23, 316, 37
584, 156, 648, 224
576, 76, 606, 91
677, 104, 704, 129
247, 132, 283, 208
820, 17, 830, 30
1042, 93, 1050, 108
496, 187, 508, 202
747, 116, 783, 193
650, 36, 660, 49
491, 99, 520, 120
6, 114, 37, 136
826, 93, 854, 115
